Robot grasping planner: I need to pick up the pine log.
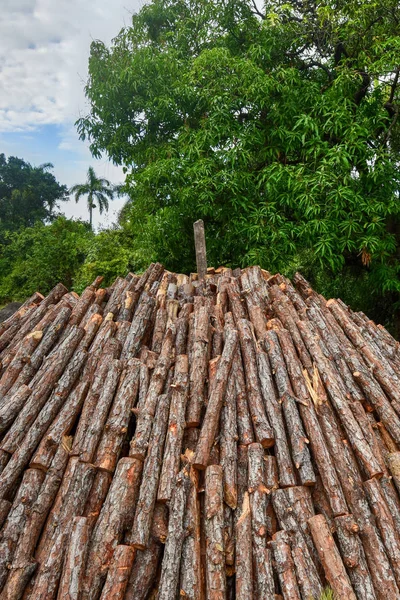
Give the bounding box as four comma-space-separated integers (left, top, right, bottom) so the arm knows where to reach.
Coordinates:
83, 470, 113, 530
158, 354, 189, 502
187, 306, 210, 427
270, 531, 301, 600
334, 514, 377, 600
0, 331, 42, 398
175, 303, 193, 355
297, 320, 384, 478
131, 394, 170, 549
232, 340, 254, 445
203, 465, 226, 599
0, 468, 44, 587
30, 381, 89, 471
180, 466, 203, 600
236, 319, 274, 447
193, 327, 238, 469
277, 329, 349, 516
99, 545, 135, 600
151, 306, 168, 353
235, 492, 253, 600
157, 467, 191, 600
94, 358, 140, 472
13, 442, 70, 569
220, 373, 238, 508
56, 517, 90, 600
0, 560, 37, 600
226, 280, 247, 323
124, 538, 162, 600
0, 384, 31, 434
308, 514, 357, 600
79, 359, 122, 463
121, 293, 156, 360
387, 452, 400, 495
256, 348, 296, 487
364, 477, 400, 588
82, 457, 143, 600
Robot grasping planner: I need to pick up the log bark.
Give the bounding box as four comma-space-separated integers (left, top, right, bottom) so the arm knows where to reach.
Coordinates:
193, 327, 238, 469
236, 319, 274, 447
157, 467, 191, 600
180, 466, 203, 600
98, 545, 135, 600
131, 394, 170, 549
121, 293, 156, 360
270, 531, 301, 600
235, 492, 253, 600
187, 306, 210, 427
158, 354, 189, 502
175, 302, 193, 355
364, 478, 400, 588
82, 457, 143, 600
220, 373, 238, 508
204, 465, 226, 600
83, 470, 113, 530
0, 468, 44, 588
334, 514, 377, 600
308, 514, 357, 600
0, 331, 42, 398
56, 517, 90, 600
256, 348, 296, 487
124, 538, 162, 600
94, 358, 140, 472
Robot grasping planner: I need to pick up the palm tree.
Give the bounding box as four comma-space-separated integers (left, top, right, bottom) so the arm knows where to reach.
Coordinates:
69, 166, 115, 228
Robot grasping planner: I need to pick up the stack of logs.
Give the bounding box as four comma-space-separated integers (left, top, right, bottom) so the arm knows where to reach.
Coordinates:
0, 262, 400, 599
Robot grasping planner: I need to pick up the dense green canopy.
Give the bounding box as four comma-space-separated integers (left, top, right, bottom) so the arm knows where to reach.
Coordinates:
0, 154, 68, 235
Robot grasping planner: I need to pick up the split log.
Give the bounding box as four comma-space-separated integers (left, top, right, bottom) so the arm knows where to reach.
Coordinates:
308, 514, 357, 600
193, 327, 238, 469
334, 515, 377, 600
235, 492, 253, 600
157, 467, 191, 600
124, 538, 162, 600
131, 394, 170, 549
270, 531, 301, 600
99, 545, 135, 600
82, 457, 143, 600
236, 319, 274, 447
56, 517, 90, 600
187, 306, 210, 427
158, 355, 189, 502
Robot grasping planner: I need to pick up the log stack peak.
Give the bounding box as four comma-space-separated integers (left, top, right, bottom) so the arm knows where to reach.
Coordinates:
0, 262, 399, 599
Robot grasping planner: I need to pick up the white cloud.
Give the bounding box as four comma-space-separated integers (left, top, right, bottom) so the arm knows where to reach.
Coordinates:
0, 0, 145, 227
0, 0, 145, 131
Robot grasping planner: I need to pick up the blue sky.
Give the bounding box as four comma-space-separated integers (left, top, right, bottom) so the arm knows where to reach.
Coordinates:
0, 0, 145, 227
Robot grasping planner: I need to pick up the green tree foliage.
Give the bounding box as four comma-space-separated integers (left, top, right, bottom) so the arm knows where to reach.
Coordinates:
0, 217, 92, 302
70, 166, 116, 228
73, 227, 135, 291
77, 0, 400, 330
0, 154, 68, 236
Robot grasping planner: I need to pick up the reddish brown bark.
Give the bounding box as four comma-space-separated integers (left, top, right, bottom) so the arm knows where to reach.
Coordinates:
56, 517, 90, 600
270, 531, 301, 600
124, 538, 162, 600
308, 514, 357, 600
99, 545, 135, 600
193, 327, 238, 469
187, 306, 210, 427
158, 354, 189, 502
235, 492, 253, 600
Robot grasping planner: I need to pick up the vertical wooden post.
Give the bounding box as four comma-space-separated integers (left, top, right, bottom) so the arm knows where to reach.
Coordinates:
193, 220, 207, 280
